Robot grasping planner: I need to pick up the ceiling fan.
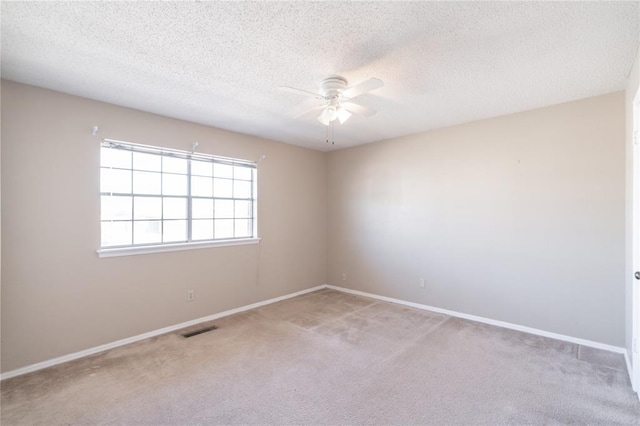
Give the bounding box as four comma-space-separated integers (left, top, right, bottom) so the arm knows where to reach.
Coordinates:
280, 75, 384, 126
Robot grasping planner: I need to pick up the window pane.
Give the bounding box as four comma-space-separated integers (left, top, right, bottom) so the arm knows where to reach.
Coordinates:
234, 166, 252, 181
234, 180, 252, 199
214, 178, 233, 198
101, 221, 132, 247
163, 156, 188, 174
134, 197, 162, 220
235, 219, 252, 238
191, 176, 213, 197
163, 197, 187, 219
101, 168, 132, 194
234, 200, 252, 219
101, 196, 132, 220
163, 220, 187, 242
192, 219, 214, 240
163, 174, 187, 196
214, 163, 233, 178
133, 152, 161, 171
215, 219, 234, 239
193, 198, 214, 219
134, 220, 161, 244
214, 199, 234, 218
100, 141, 256, 249
133, 171, 161, 195
191, 160, 213, 177
101, 147, 131, 169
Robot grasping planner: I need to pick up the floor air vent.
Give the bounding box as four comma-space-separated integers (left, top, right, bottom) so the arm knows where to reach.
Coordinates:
181, 325, 218, 338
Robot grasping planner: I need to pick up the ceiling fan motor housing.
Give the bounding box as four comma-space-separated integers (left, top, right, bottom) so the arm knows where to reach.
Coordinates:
319, 76, 348, 99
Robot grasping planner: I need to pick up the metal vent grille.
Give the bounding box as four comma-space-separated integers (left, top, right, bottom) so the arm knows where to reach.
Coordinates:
180, 325, 218, 338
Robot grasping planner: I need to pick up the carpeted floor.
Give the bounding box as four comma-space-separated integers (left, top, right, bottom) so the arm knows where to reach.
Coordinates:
2, 288, 639, 424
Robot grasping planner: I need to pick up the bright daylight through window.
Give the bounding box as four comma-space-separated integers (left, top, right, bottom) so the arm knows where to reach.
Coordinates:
100, 140, 257, 253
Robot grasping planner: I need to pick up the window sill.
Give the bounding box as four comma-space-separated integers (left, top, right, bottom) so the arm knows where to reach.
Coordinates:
96, 238, 261, 258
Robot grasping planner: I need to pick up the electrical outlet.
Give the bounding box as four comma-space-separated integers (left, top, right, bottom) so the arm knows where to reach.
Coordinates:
187, 290, 195, 302
419, 278, 426, 289
342, 273, 347, 281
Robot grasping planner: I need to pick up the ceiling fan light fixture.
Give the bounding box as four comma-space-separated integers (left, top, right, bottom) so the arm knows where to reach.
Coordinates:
318, 108, 332, 125
318, 106, 337, 126
325, 106, 337, 122
318, 115, 330, 126
337, 107, 352, 124
282, 75, 383, 129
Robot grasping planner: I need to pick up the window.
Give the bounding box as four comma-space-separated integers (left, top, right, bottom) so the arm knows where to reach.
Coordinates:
99, 139, 257, 256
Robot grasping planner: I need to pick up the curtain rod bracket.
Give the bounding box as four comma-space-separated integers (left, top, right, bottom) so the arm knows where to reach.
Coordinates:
91, 125, 99, 136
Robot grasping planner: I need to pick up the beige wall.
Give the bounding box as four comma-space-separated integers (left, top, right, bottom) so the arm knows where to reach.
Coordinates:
327, 92, 626, 346
0, 80, 327, 373
1, 79, 628, 373
626, 48, 640, 368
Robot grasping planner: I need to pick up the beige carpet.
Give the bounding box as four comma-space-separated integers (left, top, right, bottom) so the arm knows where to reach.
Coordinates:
1, 288, 639, 424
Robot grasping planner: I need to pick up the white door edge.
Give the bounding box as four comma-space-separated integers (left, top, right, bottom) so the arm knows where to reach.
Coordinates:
632, 87, 640, 393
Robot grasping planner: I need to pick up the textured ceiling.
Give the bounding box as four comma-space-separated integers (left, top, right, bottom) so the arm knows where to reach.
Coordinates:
1, 2, 638, 151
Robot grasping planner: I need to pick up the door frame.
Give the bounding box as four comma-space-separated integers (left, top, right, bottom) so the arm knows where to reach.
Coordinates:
632, 87, 640, 393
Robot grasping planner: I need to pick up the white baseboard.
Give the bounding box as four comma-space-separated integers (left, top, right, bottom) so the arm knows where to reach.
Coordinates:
326, 285, 627, 355
0, 285, 325, 381
2, 283, 631, 384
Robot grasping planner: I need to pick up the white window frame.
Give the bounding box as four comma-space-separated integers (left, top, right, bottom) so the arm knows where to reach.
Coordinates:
97, 139, 259, 258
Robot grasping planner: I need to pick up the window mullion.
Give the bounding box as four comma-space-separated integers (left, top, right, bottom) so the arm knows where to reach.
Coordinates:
232, 167, 236, 238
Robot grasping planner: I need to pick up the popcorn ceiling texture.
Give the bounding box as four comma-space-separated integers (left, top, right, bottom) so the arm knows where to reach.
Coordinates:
1, 1, 638, 151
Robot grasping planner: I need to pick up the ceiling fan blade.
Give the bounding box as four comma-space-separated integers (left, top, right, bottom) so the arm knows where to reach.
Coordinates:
279, 86, 324, 99
342, 102, 376, 117
342, 78, 384, 99
289, 97, 326, 118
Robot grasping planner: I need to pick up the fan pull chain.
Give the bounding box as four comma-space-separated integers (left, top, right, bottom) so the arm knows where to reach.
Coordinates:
324, 122, 336, 145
